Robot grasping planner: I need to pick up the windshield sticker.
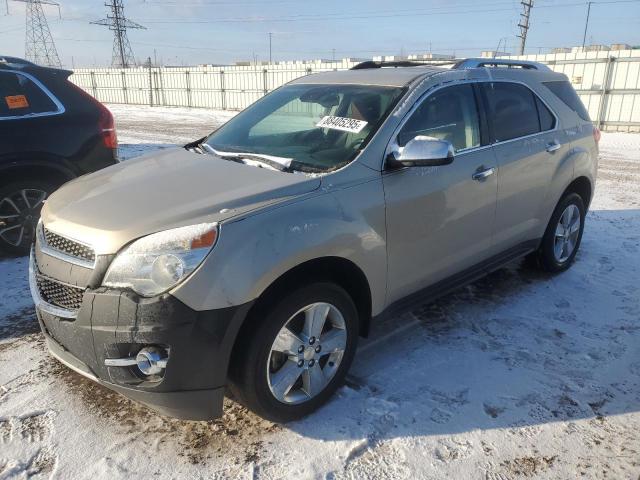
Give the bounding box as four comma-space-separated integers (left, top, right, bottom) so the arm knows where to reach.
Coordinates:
316, 116, 367, 133
5, 95, 29, 109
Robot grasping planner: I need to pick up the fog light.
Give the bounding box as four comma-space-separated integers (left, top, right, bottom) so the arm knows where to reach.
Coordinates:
136, 346, 169, 376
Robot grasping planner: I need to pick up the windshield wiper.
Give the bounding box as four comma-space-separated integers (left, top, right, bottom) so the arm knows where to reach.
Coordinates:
199, 143, 217, 155
205, 147, 293, 172
229, 154, 290, 172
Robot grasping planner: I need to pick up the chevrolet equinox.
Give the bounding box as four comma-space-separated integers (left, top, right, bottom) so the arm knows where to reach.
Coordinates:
29, 58, 598, 422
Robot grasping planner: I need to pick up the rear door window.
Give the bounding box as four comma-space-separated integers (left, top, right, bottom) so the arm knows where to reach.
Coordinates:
0, 71, 58, 118
543, 80, 591, 121
483, 82, 542, 142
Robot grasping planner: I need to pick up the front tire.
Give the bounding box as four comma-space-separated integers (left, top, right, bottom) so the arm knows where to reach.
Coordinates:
229, 283, 359, 423
535, 192, 586, 272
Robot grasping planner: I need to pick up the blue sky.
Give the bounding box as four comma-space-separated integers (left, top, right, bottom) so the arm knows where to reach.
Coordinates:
1, 0, 639, 67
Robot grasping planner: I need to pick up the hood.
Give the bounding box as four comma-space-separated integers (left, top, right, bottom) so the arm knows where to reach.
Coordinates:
42, 148, 321, 254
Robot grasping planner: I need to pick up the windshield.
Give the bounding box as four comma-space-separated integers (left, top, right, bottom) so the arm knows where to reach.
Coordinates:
204, 83, 404, 173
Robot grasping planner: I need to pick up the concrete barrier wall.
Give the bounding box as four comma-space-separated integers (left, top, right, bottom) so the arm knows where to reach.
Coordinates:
69, 51, 640, 132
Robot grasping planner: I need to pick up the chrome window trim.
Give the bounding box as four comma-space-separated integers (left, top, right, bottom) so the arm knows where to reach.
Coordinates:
384, 78, 560, 165
29, 248, 79, 319
37, 222, 96, 269
0, 69, 66, 121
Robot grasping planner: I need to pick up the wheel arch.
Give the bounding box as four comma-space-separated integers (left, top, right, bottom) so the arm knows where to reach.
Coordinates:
227, 256, 373, 379
561, 176, 592, 209
248, 256, 371, 336
0, 162, 76, 188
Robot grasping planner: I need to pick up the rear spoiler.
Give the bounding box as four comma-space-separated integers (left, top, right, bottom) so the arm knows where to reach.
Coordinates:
0, 56, 72, 78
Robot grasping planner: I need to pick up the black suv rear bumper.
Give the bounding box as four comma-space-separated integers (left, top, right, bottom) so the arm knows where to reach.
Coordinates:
34, 287, 253, 420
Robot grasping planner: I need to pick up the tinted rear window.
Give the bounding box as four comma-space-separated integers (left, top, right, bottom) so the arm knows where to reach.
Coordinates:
484, 82, 540, 142
0, 71, 57, 117
543, 80, 591, 121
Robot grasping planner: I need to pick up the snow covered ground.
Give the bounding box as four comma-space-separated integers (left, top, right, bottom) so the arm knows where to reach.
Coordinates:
1, 104, 639, 479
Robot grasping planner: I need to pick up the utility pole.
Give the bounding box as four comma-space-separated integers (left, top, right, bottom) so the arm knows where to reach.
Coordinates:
268, 32, 273, 64
517, 0, 533, 56
582, 1, 592, 50
91, 1, 145, 68
11, 0, 61, 67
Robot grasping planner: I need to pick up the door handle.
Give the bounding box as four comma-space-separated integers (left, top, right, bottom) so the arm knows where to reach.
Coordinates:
472, 167, 495, 181
546, 141, 562, 153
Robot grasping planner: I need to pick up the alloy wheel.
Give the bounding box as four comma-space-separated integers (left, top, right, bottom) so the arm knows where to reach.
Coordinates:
553, 203, 581, 263
0, 189, 47, 248
267, 302, 347, 404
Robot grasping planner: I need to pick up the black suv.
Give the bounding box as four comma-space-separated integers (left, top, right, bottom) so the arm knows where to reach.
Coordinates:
0, 56, 118, 254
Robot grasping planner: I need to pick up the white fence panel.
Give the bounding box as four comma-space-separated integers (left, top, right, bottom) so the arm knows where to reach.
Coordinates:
69, 51, 640, 131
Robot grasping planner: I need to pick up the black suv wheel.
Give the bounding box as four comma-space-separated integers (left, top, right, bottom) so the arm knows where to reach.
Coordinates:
0, 180, 54, 255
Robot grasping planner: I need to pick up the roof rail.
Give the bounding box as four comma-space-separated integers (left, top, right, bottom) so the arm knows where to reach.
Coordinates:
350, 60, 437, 70
452, 58, 551, 72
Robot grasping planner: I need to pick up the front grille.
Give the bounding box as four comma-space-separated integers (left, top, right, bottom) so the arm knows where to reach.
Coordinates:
43, 228, 95, 264
35, 272, 85, 311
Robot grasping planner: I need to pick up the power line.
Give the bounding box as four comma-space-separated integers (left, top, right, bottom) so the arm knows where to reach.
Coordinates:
91, 0, 145, 68
56, 36, 620, 56
132, 0, 640, 24
10, 0, 61, 67
8, 0, 637, 26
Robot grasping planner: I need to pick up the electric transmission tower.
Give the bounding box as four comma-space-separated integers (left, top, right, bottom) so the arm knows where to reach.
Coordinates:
517, 0, 534, 56
10, 0, 62, 67
91, 1, 145, 68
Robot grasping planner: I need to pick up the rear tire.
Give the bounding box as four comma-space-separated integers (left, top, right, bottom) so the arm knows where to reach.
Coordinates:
0, 180, 56, 255
534, 192, 585, 272
229, 283, 359, 423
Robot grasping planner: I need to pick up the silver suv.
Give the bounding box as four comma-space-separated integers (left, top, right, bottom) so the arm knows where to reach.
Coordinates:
29, 59, 598, 422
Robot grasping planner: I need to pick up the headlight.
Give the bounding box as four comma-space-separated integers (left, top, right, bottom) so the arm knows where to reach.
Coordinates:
103, 223, 218, 297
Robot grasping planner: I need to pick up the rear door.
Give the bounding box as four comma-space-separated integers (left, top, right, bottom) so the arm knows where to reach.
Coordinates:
481, 81, 566, 253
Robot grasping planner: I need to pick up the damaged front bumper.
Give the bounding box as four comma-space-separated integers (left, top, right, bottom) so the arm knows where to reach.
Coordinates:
29, 249, 253, 420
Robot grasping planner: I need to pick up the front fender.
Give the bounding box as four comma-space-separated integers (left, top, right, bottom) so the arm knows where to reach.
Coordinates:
172, 176, 388, 316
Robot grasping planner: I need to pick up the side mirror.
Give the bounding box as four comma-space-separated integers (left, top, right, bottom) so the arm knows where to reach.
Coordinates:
387, 136, 455, 168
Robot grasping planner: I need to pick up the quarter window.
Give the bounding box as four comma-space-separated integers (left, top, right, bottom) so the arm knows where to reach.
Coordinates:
398, 83, 481, 152
543, 80, 591, 121
536, 96, 555, 131
0, 71, 58, 118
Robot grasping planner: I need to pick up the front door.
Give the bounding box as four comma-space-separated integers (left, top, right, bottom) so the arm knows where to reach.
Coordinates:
383, 83, 498, 305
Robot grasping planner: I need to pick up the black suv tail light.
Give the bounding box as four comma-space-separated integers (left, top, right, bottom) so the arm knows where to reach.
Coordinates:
67, 81, 118, 149
98, 106, 117, 149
